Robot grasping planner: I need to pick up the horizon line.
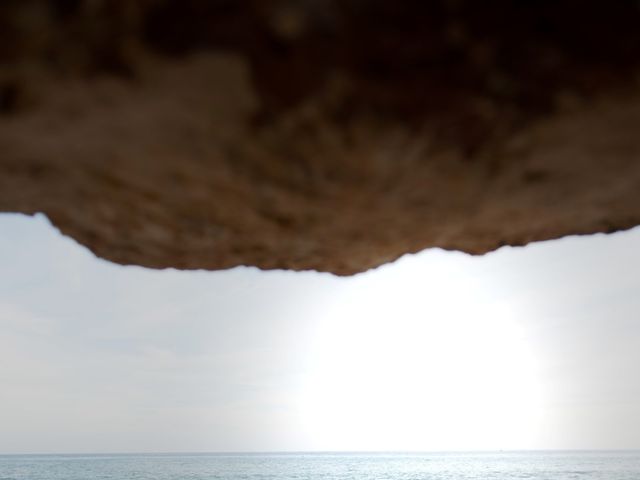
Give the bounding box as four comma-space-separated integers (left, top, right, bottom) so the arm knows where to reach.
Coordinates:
3, 449, 640, 457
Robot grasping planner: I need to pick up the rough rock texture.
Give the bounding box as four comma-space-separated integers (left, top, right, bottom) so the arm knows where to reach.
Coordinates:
2, 1, 640, 275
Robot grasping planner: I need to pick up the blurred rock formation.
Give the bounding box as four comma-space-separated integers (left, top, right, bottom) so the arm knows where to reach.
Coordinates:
2, 1, 640, 274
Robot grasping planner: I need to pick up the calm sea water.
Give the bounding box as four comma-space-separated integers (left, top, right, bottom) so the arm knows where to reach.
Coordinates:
1, 451, 639, 479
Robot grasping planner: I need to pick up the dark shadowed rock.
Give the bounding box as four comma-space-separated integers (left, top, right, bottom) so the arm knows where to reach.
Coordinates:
2, 1, 640, 274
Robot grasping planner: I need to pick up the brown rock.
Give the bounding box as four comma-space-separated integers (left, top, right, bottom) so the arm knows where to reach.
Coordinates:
2, 1, 640, 275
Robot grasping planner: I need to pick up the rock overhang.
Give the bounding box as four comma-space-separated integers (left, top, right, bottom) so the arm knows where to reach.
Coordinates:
2, 1, 640, 275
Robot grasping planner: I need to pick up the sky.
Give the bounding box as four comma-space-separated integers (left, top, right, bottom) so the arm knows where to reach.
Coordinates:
1, 213, 640, 454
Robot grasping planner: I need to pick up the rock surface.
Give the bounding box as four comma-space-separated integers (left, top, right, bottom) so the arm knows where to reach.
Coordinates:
2, 1, 640, 275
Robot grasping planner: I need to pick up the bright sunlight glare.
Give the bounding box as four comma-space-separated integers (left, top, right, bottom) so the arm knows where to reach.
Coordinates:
294, 254, 542, 451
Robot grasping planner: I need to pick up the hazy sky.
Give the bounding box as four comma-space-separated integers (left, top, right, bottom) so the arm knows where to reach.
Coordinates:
1, 213, 639, 454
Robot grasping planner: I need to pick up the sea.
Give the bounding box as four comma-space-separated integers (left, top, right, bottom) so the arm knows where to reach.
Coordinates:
1, 451, 639, 479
